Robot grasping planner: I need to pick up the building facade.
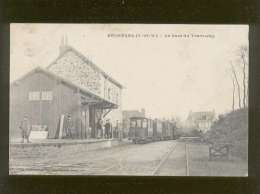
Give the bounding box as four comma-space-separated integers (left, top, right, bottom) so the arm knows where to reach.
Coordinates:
10, 41, 123, 140
186, 111, 215, 133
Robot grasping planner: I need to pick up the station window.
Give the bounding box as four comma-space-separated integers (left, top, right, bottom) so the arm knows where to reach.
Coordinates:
142, 119, 148, 128
137, 120, 142, 128
41, 91, 53, 101
130, 120, 136, 128
28, 91, 40, 101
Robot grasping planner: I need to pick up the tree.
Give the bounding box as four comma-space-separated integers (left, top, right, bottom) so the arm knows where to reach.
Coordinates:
229, 45, 248, 111
238, 46, 248, 108
232, 75, 236, 111
230, 61, 241, 109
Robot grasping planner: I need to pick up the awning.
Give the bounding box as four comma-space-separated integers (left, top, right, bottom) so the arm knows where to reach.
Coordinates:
81, 95, 118, 109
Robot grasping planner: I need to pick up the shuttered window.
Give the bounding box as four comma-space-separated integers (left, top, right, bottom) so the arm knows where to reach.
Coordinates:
41, 91, 53, 101
28, 91, 53, 101
142, 119, 148, 128
29, 91, 40, 101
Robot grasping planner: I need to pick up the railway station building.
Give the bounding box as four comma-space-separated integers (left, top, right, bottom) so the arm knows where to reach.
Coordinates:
10, 39, 123, 140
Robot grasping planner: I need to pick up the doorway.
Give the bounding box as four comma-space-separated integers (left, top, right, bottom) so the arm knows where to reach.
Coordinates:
81, 106, 89, 139
89, 105, 96, 138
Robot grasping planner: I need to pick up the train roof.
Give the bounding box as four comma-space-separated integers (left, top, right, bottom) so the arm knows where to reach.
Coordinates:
130, 116, 149, 120
129, 117, 176, 124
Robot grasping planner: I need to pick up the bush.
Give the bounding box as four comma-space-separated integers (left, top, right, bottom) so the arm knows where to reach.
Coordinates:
204, 108, 248, 160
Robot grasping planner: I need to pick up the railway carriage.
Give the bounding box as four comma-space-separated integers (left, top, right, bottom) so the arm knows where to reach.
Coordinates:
169, 122, 177, 140
129, 117, 177, 144
129, 117, 153, 143
153, 119, 163, 141
162, 121, 172, 140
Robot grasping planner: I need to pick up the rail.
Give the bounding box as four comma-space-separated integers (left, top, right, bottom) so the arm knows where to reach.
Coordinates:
151, 143, 177, 175
185, 143, 189, 176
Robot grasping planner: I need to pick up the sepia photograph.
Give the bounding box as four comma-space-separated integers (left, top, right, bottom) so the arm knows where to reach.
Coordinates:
9, 24, 248, 176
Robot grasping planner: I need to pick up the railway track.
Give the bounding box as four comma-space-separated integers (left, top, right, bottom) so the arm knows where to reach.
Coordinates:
10, 142, 134, 175
185, 143, 190, 176
90, 141, 178, 176
151, 142, 190, 176
11, 140, 182, 176
80, 141, 182, 175
151, 142, 178, 175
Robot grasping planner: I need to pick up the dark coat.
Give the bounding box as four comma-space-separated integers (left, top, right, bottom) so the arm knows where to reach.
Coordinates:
105, 122, 111, 131
63, 117, 74, 137
19, 119, 31, 133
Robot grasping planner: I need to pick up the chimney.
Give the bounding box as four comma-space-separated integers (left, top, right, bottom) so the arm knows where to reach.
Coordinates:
59, 35, 69, 55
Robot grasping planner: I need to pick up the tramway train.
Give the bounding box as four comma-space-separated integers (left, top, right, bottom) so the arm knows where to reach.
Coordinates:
129, 117, 177, 144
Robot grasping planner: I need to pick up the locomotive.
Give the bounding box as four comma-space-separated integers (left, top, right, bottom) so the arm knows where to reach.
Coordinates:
129, 117, 176, 144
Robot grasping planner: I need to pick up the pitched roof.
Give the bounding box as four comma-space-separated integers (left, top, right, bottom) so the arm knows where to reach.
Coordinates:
123, 110, 145, 119
47, 45, 124, 89
11, 67, 117, 108
187, 111, 215, 121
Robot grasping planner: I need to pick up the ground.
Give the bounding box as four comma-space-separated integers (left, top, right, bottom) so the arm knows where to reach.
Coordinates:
9, 140, 248, 176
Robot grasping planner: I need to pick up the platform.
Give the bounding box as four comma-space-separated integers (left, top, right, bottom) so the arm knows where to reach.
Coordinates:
10, 138, 128, 148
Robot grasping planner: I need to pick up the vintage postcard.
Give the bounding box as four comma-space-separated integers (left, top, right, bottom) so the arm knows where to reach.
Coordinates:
9, 24, 248, 176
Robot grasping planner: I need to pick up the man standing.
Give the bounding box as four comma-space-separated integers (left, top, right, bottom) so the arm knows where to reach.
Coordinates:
63, 114, 73, 139
104, 119, 112, 139
19, 114, 31, 143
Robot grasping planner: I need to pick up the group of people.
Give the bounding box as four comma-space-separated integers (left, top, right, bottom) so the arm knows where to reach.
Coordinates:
19, 113, 119, 143
62, 115, 115, 139
97, 119, 114, 139
62, 115, 117, 139
63, 115, 115, 139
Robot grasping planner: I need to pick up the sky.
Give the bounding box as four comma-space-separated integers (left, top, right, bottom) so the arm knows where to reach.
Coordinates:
10, 24, 249, 120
